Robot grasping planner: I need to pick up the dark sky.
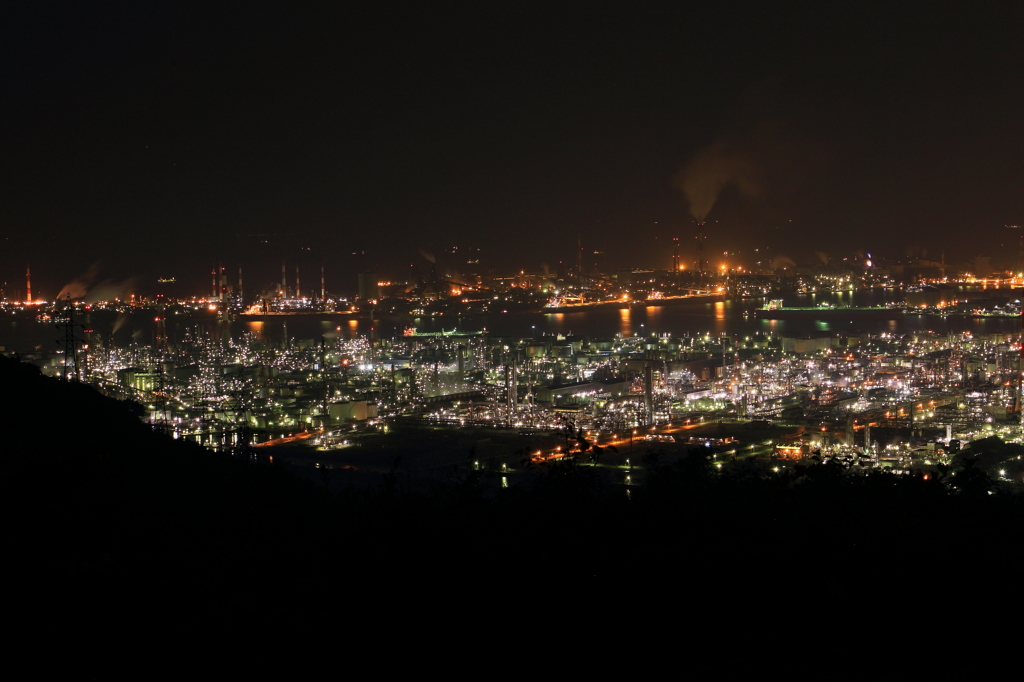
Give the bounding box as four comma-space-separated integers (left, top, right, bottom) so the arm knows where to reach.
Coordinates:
3, 4, 1024, 298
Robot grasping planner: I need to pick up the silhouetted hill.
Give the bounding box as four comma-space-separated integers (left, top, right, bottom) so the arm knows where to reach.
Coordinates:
4, 356, 1022, 654
3, 357, 331, 638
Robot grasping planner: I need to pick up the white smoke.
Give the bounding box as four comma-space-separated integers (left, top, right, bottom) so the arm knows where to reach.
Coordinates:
673, 139, 761, 221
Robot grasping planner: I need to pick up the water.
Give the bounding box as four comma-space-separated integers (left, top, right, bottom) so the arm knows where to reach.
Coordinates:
306, 288, 1022, 341
3, 287, 1021, 354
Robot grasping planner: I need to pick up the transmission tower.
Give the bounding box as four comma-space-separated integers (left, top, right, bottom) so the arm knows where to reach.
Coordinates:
155, 299, 169, 353
54, 295, 82, 382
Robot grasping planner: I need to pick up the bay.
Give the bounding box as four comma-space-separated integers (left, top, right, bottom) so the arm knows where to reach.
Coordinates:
3, 286, 1021, 354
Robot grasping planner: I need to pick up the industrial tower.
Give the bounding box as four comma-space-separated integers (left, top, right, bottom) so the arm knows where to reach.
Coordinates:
694, 227, 707, 279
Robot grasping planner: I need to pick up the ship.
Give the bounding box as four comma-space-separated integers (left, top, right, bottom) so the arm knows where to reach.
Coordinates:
754, 300, 903, 320
403, 326, 484, 338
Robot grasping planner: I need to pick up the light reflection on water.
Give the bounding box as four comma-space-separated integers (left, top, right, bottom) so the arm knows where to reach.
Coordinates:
618, 308, 631, 336
203, 298, 1024, 343
3, 287, 1024, 352
245, 321, 263, 340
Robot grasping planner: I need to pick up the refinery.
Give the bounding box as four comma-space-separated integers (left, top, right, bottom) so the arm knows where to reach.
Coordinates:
4, 252, 1024, 489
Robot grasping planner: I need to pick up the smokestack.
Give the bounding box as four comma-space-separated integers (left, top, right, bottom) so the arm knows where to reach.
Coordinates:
238, 266, 243, 304
220, 263, 227, 303
511, 354, 518, 410
212, 265, 217, 299
644, 363, 653, 426
577, 234, 584, 278
296, 264, 300, 299
320, 264, 325, 301
695, 229, 707, 280
1017, 304, 1024, 413
282, 260, 287, 297
25, 265, 31, 303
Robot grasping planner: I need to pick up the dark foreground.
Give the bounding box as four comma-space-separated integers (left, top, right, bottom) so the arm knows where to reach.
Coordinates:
5, 355, 1022, 659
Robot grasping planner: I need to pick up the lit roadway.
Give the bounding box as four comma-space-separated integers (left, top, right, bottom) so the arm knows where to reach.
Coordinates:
564, 420, 714, 454
573, 420, 777, 461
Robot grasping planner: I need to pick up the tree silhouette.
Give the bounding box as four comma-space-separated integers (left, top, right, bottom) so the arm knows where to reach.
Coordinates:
951, 456, 995, 497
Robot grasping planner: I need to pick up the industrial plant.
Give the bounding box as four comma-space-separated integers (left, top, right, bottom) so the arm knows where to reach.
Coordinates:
4, 249, 1023, 490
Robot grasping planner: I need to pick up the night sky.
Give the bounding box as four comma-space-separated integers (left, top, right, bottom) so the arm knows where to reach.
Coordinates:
3, 4, 1023, 299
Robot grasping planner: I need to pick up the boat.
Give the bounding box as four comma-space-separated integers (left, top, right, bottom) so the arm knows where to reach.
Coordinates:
402, 327, 483, 337
755, 300, 903, 320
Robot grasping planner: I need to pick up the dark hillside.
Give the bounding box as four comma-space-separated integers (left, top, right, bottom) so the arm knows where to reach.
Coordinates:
4, 356, 1022, 648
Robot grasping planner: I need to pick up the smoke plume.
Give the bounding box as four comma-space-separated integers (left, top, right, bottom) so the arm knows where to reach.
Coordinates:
674, 139, 761, 221
905, 246, 928, 260
57, 262, 137, 303
85, 277, 139, 303
56, 262, 101, 300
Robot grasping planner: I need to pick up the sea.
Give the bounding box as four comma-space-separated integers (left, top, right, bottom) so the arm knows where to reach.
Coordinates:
3, 286, 1022, 354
